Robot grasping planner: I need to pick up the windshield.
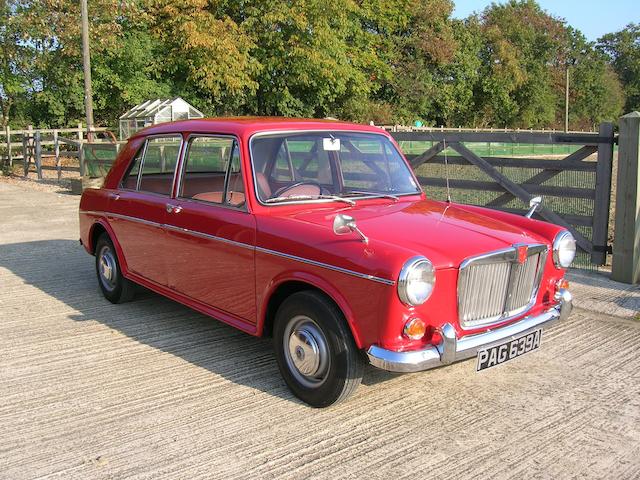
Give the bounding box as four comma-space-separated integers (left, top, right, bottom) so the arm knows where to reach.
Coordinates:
250, 131, 420, 204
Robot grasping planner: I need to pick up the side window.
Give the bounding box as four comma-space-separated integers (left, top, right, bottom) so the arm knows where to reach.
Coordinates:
180, 136, 245, 208
138, 136, 182, 195
120, 144, 145, 189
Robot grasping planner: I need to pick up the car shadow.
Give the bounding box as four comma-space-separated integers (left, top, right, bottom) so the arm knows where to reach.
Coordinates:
0, 239, 394, 405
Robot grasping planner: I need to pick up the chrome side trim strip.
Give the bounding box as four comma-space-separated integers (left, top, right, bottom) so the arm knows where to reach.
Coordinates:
87, 210, 160, 228
163, 223, 253, 251
82, 210, 253, 251
255, 246, 395, 285
80, 210, 396, 285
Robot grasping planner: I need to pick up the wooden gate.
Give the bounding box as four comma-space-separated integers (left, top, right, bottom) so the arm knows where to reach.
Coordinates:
390, 123, 616, 265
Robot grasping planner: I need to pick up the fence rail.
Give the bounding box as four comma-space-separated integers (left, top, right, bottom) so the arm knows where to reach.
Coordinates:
1, 124, 122, 180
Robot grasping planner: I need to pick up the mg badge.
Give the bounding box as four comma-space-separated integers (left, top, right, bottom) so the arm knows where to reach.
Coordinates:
516, 245, 528, 264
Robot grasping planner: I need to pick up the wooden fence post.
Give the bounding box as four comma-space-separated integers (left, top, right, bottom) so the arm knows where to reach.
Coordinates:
23, 125, 33, 177
34, 130, 42, 179
612, 112, 640, 284
591, 122, 615, 265
78, 122, 85, 176
5, 126, 12, 169
21, 131, 27, 176
79, 142, 86, 177
54, 130, 61, 181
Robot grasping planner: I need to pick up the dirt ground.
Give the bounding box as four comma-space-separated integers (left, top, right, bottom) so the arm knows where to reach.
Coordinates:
0, 180, 639, 479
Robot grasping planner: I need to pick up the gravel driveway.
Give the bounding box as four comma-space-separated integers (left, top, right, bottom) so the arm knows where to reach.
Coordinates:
1, 181, 639, 479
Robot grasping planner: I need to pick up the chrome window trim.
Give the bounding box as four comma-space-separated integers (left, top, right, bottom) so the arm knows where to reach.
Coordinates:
457, 243, 548, 330
80, 209, 395, 285
174, 195, 248, 212
248, 129, 422, 207
176, 133, 242, 204
126, 133, 184, 196
118, 139, 149, 192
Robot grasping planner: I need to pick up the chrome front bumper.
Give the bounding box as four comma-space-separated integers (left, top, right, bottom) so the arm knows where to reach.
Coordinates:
367, 289, 573, 373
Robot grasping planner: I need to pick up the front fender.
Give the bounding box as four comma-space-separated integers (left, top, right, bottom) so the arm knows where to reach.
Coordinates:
258, 270, 363, 347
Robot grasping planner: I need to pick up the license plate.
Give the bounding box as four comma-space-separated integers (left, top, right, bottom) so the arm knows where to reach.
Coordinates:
476, 329, 542, 372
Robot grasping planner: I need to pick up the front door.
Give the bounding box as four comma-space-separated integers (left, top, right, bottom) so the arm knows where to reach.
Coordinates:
108, 134, 183, 287
164, 135, 257, 323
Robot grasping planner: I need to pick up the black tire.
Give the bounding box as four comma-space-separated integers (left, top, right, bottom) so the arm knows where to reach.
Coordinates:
95, 233, 136, 304
273, 290, 364, 407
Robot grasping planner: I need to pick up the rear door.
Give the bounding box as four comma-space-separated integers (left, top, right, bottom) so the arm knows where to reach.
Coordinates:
109, 134, 183, 287
164, 135, 257, 323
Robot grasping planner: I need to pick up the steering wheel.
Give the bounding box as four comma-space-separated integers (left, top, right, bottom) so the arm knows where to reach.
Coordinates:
273, 181, 324, 198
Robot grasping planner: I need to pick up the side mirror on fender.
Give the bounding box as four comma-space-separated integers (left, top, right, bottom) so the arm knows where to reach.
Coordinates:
525, 196, 542, 218
333, 213, 368, 244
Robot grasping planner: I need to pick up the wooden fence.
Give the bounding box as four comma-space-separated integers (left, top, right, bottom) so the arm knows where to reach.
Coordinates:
389, 122, 616, 266
1, 125, 123, 180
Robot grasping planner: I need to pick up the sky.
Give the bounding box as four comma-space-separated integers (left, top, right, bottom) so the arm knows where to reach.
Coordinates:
452, 0, 639, 41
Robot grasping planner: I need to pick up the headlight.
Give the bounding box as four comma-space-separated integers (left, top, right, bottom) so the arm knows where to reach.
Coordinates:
398, 256, 436, 306
553, 231, 576, 268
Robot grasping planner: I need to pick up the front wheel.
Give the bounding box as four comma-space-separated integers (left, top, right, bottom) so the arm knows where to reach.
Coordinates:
273, 291, 364, 407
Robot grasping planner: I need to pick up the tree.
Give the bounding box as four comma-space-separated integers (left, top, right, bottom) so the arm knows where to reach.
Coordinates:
228, 0, 380, 118
473, 0, 566, 128
0, 1, 36, 127
561, 28, 623, 129
598, 24, 640, 113
144, 0, 259, 116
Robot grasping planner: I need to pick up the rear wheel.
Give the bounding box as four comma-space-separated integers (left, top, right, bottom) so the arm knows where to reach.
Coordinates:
273, 291, 364, 407
95, 233, 135, 304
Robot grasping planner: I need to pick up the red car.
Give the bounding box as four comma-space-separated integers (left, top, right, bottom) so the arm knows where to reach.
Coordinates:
79, 118, 575, 407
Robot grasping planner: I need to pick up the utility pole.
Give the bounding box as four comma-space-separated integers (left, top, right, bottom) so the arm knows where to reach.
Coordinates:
80, 0, 94, 141
564, 64, 569, 133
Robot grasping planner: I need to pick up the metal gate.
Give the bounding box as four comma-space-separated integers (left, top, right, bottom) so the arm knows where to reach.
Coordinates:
390, 123, 616, 266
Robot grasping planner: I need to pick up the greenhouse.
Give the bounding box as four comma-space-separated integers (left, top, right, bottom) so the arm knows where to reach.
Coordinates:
119, 98, 204, 140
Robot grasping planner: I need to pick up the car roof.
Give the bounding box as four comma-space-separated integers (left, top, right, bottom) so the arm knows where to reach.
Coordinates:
130, 117, 388, 139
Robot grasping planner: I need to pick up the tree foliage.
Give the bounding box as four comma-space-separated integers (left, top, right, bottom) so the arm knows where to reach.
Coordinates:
598, 23, 640, 113
0, 0, 631, 129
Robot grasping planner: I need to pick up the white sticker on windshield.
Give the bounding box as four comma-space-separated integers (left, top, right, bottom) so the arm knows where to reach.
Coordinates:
323, 137, 340, 151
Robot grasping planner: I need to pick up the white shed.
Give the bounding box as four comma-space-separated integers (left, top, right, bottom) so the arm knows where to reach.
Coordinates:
119, 97, 204, 140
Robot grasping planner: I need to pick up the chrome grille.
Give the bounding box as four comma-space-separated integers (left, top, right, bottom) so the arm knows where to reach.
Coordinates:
458, 245, 547, 329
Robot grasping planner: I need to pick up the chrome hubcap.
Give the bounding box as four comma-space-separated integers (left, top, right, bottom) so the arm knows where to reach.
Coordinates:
284, 316, 330, 388
98, 245, 117, 292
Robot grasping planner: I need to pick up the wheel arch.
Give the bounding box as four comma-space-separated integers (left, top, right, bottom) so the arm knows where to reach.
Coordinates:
88, 219, 129, 273
259, 273, 362, 348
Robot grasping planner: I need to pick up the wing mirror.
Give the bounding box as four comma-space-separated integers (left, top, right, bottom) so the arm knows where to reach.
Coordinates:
525, 196, 542, 218
333, 214, 368, 244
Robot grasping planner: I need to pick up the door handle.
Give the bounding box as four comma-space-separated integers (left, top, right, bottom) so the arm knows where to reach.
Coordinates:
108, 193, 120, 201
166, 203, 182, 214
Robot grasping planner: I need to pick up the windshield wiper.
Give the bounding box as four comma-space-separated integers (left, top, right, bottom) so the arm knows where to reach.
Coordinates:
345, 191, 399, 202
265, 194, 356, 206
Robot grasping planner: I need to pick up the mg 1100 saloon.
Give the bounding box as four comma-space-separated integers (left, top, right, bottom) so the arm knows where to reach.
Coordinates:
79, 118, 575, 407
